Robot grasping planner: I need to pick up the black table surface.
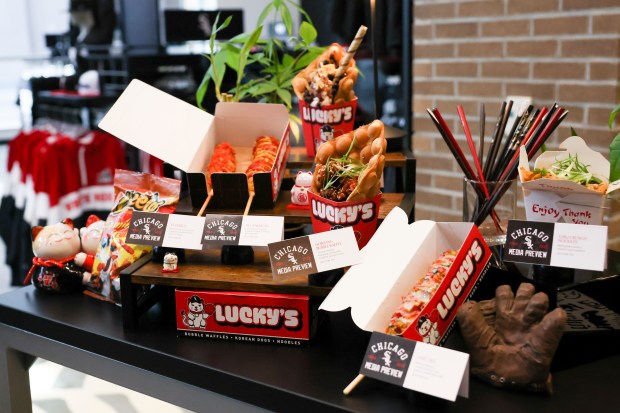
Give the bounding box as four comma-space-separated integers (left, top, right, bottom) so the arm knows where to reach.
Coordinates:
1, 286, 620, 412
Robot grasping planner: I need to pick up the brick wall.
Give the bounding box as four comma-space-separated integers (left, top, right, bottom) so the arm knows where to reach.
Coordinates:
412, 0, 620, 248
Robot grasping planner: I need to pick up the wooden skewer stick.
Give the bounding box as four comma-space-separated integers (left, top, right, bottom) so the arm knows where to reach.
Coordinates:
244, 191, 255, 216
197, 190, 214, 217
332, 25, 367, 96
343, 374, 365, 396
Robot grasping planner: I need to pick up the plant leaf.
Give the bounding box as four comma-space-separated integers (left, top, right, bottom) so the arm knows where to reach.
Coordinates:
279, 3, 294, 36
610, 133, 620, 182
570, 126, 578, 137
222, 45, 240, 71
275, 88, 292, 109
288, 113, 301, 143
195, 66, 213, 110
239, 26, 263, 60
257, 2, 275, 26
236, 25, 263, 96
294, 52, 319, 70
246, 82, 278, 96
609, 103, 620, 129
285, 0, 313, 25
299, 21, 317, 45
213, 15, 233, 35
281, 53, 295, 68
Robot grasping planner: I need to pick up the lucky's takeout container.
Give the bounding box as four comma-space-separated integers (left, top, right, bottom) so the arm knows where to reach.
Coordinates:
299, 98, 357, 157
175, 289, 316, 346
99, 79, 291, 210
320, 208, 492, 345
518, 136, 620, 225
308, 191, 381, 249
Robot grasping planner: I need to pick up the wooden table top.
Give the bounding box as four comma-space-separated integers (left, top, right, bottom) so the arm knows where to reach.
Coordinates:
286, 146, 410, 169
125, 250, 334, 297
177, 191, 415, 225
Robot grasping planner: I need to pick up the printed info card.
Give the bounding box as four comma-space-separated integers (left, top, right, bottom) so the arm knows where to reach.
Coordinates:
360, 332, 469, 401
268, 227, 361, 280
127, 212, 284, 250
503, 220, 607, 271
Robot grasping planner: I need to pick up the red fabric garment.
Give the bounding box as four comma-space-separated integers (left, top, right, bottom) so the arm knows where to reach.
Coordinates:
77, 131, 127, 211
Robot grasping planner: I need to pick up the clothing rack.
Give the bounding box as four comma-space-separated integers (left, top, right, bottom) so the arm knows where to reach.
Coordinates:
0, 126, 127, 286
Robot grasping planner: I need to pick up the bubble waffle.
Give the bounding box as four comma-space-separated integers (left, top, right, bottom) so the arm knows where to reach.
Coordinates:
292, 43, 358, 108
312, 120, 386, 202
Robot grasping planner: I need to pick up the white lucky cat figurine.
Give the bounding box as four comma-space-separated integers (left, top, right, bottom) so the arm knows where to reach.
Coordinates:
26, 218, 89, 293
291, 171, 313, 206
74, 214, 105, 289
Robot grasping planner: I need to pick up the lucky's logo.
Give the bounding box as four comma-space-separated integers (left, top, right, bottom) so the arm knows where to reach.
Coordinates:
437, 240, 485, 320
214, 304, 302, 330
180, 295, 215, 329
311, 200, 376, 226
301, 105, 353, 124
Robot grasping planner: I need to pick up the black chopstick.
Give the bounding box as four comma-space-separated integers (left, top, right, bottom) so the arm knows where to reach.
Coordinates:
482, 101, 506, 179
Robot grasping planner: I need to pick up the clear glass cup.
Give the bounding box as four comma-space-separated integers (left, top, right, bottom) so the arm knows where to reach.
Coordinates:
463, 178, 517, 246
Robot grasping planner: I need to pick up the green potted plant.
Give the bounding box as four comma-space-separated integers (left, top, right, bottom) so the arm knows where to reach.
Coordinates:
195, 0, 326, 139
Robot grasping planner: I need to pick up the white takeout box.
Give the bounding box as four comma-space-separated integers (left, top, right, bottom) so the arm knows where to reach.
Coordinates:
518, 136, 620, 225
99, 79, 291, 210
320, 208, 491, 345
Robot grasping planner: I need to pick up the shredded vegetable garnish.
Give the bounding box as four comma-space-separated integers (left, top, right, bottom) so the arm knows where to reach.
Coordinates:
534, 154, 602, 186
322, 137, 363, 190
317, 137, 368, 201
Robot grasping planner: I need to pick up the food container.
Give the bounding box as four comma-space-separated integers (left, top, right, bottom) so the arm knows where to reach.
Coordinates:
320, 207, 491, 345
519, 136, 620, 225
308, 191, 381, 249
299, 98, 357, 157
99, 79, 291, 210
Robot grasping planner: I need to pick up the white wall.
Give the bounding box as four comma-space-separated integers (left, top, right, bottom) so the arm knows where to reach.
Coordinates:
0, 0, 70, 132
218, 0, 301, 39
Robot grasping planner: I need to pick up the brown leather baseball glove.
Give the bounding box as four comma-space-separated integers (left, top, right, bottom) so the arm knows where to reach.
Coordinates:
456, 283, 567, 394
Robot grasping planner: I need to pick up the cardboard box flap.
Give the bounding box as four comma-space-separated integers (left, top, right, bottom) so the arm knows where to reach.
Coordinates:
319, 208, 477, 333
99, 79, 214, 172
320, 209, 434, 327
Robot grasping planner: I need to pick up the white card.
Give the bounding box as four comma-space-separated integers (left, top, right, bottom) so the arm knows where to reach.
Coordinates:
238, 215, 284, 246
309, 227, 362, 272
403, 342, 470, 401
162, 214, 204, 250
550, 223, 608, 271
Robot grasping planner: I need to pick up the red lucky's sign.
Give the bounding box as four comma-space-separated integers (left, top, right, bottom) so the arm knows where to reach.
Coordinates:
308, 191, 381, 249
298, 98, 357, 157
175, 290, 311, 344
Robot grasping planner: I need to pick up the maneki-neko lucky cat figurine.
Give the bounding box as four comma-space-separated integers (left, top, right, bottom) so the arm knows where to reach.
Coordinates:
75, 215, 104, 270
25, 219, 89, 293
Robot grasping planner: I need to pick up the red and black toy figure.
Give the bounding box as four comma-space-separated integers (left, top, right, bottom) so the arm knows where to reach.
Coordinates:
25, 219, 89, 294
